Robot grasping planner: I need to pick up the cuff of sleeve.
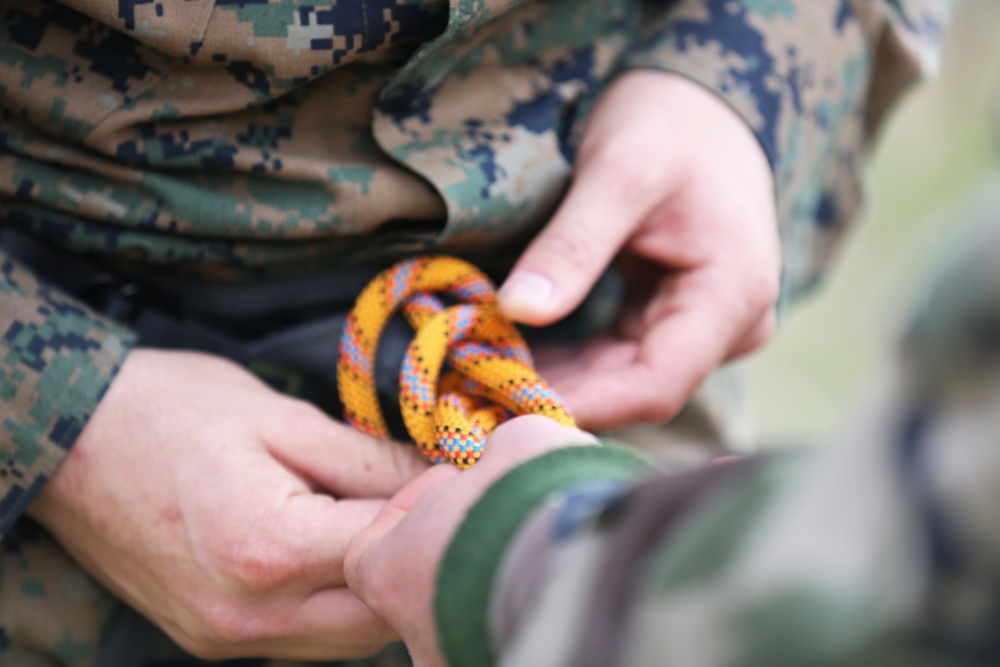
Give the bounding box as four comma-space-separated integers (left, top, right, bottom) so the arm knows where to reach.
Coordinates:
434, 443, 655, 667
615, 2, 873, 305
618, 6, 787, 171
0, 256, 135, 537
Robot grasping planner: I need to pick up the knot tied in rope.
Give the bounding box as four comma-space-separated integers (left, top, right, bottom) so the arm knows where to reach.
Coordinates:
337, 256, 576, 469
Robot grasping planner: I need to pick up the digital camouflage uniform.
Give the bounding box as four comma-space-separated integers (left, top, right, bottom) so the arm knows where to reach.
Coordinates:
439, 194, 1000, 667
0, 0, 952, 665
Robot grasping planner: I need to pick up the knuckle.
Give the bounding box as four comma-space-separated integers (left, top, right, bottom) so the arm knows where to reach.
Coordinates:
280, 398, 331, 437
542, 228, 596, 275
634, 379, 682, 425
711, 268, 779, 330
637, 398, 679, 425
185, 601, 260, 651
272, 397, 347, 451
742, 314, 777, 356
224, 536, 299, 591
203, 613, 254, 646
750, 271, 780, 315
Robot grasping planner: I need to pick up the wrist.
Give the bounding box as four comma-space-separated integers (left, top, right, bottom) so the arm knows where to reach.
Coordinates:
24, 348, 146, 527
434, 443, 654, 667
489, 477, 633, 650
3, 331, 134, 536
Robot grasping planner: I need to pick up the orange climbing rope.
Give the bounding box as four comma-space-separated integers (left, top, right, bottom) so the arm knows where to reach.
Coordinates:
337, 256, 576, 469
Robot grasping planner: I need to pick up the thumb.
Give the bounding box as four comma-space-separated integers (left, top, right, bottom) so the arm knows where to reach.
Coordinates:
497, 147, 665, 326
343, 466, 454, 604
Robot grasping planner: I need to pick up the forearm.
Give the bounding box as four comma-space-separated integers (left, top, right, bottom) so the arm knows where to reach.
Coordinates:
469, 287, 1000, 667
480, 454, 764, 667
432, 444, 656, 667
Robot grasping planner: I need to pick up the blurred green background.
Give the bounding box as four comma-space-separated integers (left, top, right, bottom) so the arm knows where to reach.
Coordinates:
743, 0, 1000, 445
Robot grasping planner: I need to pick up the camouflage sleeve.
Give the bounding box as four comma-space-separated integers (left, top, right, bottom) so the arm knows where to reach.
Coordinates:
431, 445, 657, 667
0, 249, 133, 537
620, 0, 955, 304
433, 199, 1000, 667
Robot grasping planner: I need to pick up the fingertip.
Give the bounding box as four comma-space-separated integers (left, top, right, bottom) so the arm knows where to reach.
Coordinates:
483, 415, 598, 464
497, 270, 559, 325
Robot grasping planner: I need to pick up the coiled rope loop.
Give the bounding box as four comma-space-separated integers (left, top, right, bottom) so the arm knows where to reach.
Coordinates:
337, 256, 576, 469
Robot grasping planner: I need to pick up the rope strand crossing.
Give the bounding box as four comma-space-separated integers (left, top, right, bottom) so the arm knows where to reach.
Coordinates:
338, 256, 576, 469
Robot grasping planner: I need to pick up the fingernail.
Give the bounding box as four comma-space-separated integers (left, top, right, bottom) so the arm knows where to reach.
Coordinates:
498, 271, 554, 313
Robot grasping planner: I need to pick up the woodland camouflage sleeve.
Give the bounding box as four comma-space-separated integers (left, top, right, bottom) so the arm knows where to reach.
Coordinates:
620, 0, 955, 305
0, 250, 133, 537
446, 196, 1000, 667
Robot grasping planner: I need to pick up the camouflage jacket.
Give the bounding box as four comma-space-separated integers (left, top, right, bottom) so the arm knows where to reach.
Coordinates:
437, 187, 1000, 667
0, 0, 953, 541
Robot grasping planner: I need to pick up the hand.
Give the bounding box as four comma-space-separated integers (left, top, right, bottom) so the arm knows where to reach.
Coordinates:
27, 349, 429, 661
345, 416, 597, 666
499, 71, 780, 432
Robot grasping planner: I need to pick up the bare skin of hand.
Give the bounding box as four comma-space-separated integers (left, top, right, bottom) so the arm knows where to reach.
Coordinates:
345, 415, 598, 667
499, 71, 781, 432
27, 348, 429, 661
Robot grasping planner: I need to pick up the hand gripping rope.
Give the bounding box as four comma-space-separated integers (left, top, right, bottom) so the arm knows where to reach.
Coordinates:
337, 256, 576, 469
